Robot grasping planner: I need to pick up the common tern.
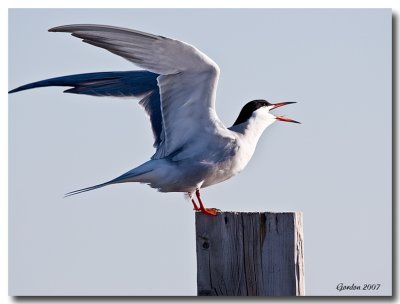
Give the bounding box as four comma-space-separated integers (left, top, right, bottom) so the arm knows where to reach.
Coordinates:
9, 24, 300, 216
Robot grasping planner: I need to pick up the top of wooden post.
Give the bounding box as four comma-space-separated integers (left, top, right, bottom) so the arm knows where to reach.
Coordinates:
195, 210, 304, 296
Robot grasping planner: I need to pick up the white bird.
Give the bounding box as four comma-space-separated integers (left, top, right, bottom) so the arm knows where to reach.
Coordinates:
9, 24, 299, 216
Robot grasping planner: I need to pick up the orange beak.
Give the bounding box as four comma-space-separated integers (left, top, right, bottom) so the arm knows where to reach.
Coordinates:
275, 116, 301, 124
270, 101, 297, 110
270, 102, 300, 124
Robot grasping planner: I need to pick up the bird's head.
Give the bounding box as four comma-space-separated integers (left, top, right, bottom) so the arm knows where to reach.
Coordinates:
232, 99, 300, 127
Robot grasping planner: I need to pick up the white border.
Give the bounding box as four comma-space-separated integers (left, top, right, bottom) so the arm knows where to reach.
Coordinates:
2, 1, 397, 303
0, 0, 398, 8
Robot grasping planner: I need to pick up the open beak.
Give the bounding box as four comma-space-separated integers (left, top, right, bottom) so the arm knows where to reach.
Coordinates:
270, 101, 300, 124
270, 101, 297, 110
276, 116, 301, 124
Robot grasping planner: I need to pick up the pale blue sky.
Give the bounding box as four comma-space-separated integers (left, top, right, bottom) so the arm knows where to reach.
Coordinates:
9, 9, 391, 296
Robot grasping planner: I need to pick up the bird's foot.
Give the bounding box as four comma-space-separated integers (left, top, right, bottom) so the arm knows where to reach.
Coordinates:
200, 208, 218, 216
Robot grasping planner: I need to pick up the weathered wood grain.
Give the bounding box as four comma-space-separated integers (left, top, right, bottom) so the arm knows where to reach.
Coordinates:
195, 211, 304, 296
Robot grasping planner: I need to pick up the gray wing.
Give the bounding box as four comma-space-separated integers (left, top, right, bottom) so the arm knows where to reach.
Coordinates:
50, 24, 223, 160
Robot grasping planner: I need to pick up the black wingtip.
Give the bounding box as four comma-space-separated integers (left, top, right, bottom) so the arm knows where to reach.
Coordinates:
48, 25, 89, 33
48, 26, 63, 32
48, 25, 70, 33
9, 83, 43, 94
9, 85, 29, 94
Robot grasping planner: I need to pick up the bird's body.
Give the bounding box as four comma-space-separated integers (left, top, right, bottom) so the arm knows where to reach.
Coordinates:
9, 24, 299, 215
114, 115, 268, 193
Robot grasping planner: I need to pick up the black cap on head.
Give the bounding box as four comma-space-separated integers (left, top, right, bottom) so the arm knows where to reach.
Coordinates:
232, 100, 271, 126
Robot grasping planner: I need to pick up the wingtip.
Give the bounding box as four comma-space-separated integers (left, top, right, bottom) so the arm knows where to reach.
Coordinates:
48, 24, 79, 33
48, 25, 68, 32
48, 24, 105, 33
9, 86, 27, 94
48, 26, 62, 32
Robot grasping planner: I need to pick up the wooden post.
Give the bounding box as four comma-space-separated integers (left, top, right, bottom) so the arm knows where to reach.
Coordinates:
195, 211, 304, 296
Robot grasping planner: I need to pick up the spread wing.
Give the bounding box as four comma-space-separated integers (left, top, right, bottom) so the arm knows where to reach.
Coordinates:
9, 70, 164, 147
50, 24, 223, 160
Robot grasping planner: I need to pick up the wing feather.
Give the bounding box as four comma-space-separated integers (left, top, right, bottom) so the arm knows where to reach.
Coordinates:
50, 24, 223, 160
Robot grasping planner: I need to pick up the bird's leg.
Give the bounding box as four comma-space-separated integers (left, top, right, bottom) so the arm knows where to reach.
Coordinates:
195, 189, 218, 216
188, 192, 201, 211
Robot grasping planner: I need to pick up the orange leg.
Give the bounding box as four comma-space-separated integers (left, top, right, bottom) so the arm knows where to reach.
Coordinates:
196, 190, 218, 216
188, 192, 201, 211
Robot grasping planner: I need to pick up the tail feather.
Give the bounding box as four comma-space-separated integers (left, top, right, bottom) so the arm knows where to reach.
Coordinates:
64, 181, 112, 197
64, 162, 155, 197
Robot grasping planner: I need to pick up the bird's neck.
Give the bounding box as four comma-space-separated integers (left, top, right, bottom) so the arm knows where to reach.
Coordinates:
229, 114, 275, 145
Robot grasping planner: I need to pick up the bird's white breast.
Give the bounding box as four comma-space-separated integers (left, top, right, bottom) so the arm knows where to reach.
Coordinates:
200, 133, 257, 188
201, 107, 277, 188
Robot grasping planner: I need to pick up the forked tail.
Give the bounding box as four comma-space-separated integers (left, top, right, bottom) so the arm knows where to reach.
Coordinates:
64, 181, 113, 197
64, 161, 155, 197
